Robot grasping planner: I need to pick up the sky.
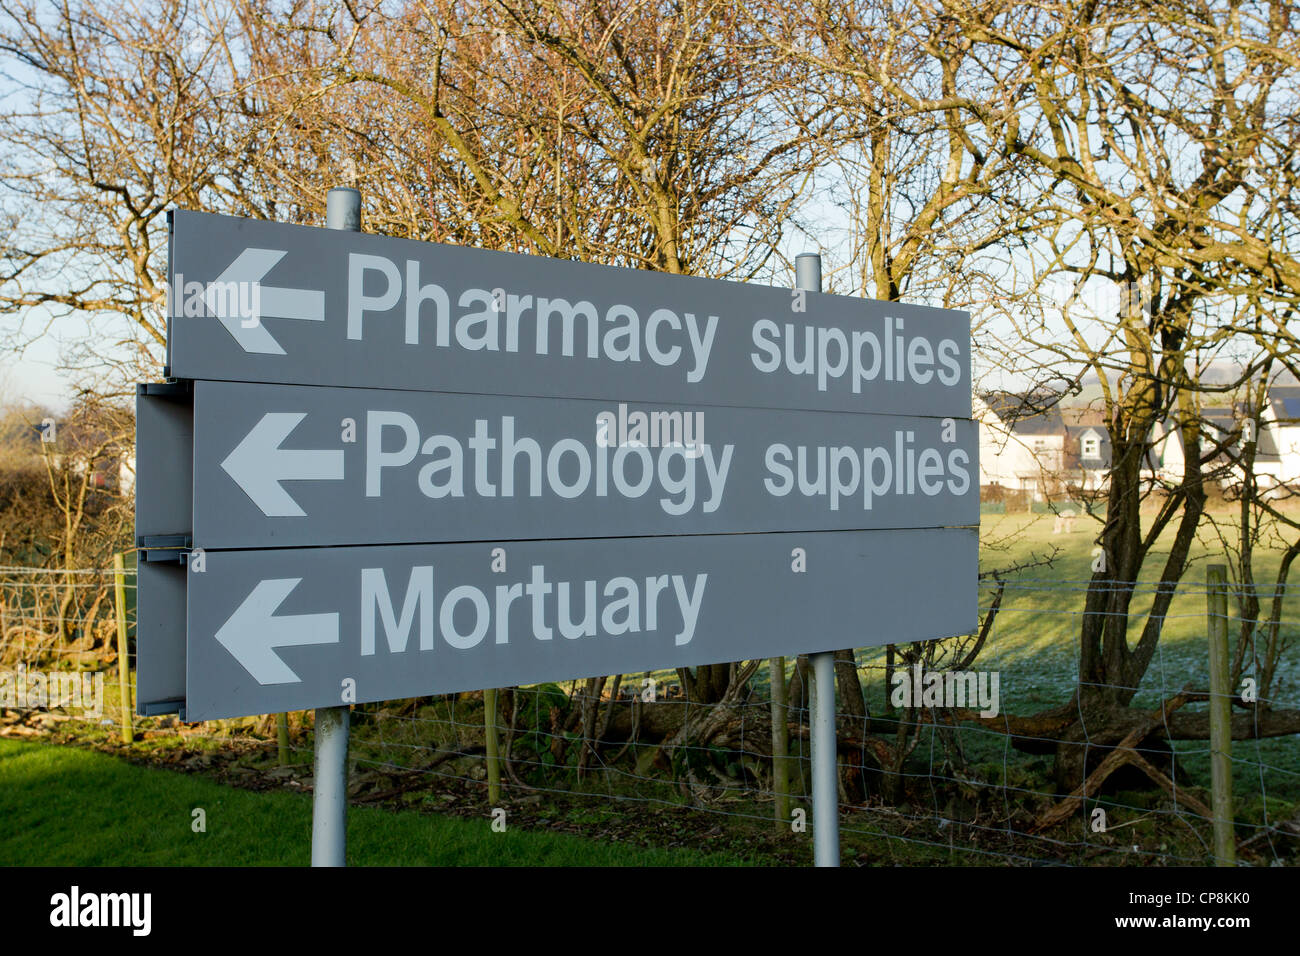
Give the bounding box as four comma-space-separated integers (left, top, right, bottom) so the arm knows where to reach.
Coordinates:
2, 312, 89, 411
1, 304, 145, 413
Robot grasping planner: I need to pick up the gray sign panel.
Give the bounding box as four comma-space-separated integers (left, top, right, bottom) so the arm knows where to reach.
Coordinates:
136, 556, 186, 715
182, 380, 978, 549
167, 210, 970, 418
184, 528, 977, 720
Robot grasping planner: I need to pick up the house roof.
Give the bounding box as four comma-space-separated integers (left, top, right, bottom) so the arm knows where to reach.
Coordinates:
1067, 425, 1112, 468
1269, 385, 1300, 422
1160, 408, 1282, 464
978, 390, 1066, 435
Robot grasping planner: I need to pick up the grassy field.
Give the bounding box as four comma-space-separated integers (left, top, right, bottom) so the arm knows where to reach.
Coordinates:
956, 508, 1300, 812
0, 738, 755, 866
861, 506, 1300, 712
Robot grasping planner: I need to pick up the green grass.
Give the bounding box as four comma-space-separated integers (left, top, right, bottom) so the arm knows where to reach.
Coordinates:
0, 738, 754, 866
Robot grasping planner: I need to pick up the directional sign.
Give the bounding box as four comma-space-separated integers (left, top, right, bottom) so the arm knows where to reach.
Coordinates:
220, 411, 344, 517
138, 209, 980, 722
202, 248, 325, 353
161, 380, 979, 549
215, 578, 341, 685
167, 210, 971, 418
179, 528, 977, 720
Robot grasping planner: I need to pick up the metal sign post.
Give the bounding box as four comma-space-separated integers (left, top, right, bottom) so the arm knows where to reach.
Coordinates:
311, 186, 360, 868
797, 254, 840, 867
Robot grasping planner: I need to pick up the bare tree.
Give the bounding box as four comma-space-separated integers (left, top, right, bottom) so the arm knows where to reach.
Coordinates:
238, 0, 828, 277
0, 0, 275, 386
946, 0, 1300, 783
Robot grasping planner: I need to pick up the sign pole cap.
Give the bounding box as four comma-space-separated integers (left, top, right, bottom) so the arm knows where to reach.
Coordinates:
326, 187, 362, 232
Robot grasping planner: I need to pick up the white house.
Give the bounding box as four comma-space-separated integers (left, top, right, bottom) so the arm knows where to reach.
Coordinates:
118, 450, 136, 497
1144, 387, 1300, 496
1144, 417, 1186, 489
1066, 424, 1111, 492
974, 392, 1067, 502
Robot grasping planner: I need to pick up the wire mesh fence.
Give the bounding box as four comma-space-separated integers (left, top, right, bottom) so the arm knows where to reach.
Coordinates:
2, 561, 1297, 865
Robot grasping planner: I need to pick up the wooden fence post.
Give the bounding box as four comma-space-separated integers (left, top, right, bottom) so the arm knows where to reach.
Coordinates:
770, 657, 790, 830
112, 553, 133, 745
277, 713, 291, 766
484, 687, 501, 805
1206, 564, 1236, 866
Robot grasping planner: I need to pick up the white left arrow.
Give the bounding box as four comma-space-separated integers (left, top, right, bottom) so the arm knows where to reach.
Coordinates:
221, 412, 345, 517
206, 248, 325, 354
216, 578, 340, 685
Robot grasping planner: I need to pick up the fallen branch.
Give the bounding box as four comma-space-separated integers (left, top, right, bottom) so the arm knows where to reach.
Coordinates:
1033, 690, 1191, 831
